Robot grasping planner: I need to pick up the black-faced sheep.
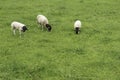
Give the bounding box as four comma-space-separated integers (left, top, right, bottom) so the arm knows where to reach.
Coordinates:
11, 21, 28, 36
37, 15, 52, 32
74, 20, 81, 34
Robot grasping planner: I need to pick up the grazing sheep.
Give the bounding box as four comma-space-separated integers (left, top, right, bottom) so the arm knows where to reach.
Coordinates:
37, 15, 52, 32
11, 21, 28, 36
74, 20, 81, 34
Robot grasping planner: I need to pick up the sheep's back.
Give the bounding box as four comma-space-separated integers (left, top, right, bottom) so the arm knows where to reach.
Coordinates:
74, 20, 81, 28
11, 21, 25, 30
37, 15, 49, 25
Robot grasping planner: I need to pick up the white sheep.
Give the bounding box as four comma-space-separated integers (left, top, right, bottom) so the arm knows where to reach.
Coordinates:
37, 15, 52, 32
11, 21, 28, 36
74, 20, 81, 34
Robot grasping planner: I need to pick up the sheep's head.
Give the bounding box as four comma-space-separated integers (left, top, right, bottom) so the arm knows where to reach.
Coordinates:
75, 27, 79, 34
22, 26, 28, 32
46, 24, 52, 32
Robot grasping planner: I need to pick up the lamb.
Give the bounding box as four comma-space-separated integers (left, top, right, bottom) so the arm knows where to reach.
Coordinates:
74, 20, 81, 34
37, 15, 52, 32
11, 21, 28, 36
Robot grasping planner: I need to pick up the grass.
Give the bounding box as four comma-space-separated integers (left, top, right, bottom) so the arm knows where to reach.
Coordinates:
0, 0, 120, 80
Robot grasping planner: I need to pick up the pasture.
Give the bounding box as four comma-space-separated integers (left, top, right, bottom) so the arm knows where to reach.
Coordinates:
0, 0, 120, 80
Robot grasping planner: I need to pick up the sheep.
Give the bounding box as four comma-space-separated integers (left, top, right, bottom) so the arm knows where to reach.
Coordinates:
74, 20, 81, 34
37, 15, 52, 32
11, 21, 28, 37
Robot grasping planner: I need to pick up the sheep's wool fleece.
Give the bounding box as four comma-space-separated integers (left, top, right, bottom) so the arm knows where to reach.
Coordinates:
37, 15, 49, 25
74, 20, 81, 28
11, 21, 25, 30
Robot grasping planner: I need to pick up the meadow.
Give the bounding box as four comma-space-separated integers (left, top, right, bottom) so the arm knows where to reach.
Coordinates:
0, 0, 120, 80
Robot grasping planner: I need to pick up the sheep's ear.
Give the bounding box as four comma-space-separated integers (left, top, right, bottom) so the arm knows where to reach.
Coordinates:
79, 30, 81, 32
25, 26, 28, 30
26, 28, 28, 30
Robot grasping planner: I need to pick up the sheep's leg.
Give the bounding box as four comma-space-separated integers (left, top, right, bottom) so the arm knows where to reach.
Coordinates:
19, 30, 22, 38
11, 27, 16, 35
37, 23, 43, 31
37, 21, 41, 28
37, 23, 40, 28
38, 24, 43, 31
41, 25, 44, 31
13, 29, 16, 35
37, 24, 44, 31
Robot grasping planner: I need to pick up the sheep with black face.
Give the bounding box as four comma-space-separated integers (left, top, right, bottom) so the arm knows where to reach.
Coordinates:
37, 15, 52, 32
11, 21, 28, 36
74, 20, 81, 34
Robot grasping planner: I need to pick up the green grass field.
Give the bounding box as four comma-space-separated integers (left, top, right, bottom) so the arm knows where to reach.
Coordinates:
0, 0, 120, 80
